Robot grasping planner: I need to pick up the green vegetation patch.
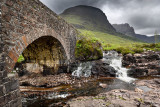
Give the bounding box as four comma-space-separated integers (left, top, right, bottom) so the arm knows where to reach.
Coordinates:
17, 54, 25, 63
78, 29, 160, 55
75, 33, 103, 61
104, 43, 160, 55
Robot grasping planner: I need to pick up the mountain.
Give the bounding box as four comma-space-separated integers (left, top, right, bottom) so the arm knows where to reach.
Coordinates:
112, 23, 135, 37
60, 5, 116, 33
135, 34, 155, 43
112, 23, 156, 43
60, 5, 143, 43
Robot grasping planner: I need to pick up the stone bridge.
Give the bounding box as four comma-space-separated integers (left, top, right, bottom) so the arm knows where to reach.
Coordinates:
0, 0, 77, 106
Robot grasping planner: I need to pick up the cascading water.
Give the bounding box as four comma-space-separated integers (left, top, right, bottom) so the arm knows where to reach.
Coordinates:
72, 51, 135, 83
103, 51, 135, 83
72, 62, 92, 77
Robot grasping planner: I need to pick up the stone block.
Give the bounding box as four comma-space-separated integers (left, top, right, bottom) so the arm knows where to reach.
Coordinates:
4, 82, 11, 93
21, 36, 28, 47
6, 0, 13, 6
10, 79, 19, 91
0, 63, 5, 71
9, 97, 22, 107
3, 103, 10, 107
0, 85, 5, 96
2, 77, 9, 83
1, 5, 8, 13
0, 96, 6, 106
3, 14, 11, 22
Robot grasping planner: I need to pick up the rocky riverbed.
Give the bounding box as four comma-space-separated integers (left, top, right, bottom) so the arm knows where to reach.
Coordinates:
19, 73, 95, 88
123, 51, 160, 77
65, 78, 160, 107
15, 50, 160, 107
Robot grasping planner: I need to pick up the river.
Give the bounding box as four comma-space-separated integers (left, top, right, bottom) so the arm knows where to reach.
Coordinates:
21, 51, 144, 107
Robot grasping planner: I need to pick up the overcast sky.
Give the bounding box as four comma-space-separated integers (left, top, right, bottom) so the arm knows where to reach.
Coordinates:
40, 0, 160, 36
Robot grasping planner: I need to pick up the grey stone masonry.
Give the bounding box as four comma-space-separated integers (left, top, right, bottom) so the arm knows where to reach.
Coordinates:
0, 0, 77, 106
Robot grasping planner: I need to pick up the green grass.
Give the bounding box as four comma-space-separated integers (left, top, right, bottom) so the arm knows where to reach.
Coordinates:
61, 15, 83, 26
79, 29, 141, 45
17, 54, 25, 63
61, 14, 116, 33
78, 29, 160, 54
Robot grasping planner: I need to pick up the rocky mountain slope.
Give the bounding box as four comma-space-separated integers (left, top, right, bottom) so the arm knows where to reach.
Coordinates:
60, 5, 116, 33
112, 23, 156, 43
112, 23, 135, 37
60, 5, 142, 43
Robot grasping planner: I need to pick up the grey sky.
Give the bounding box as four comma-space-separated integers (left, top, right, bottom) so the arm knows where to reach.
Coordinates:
40, 0, 160, 36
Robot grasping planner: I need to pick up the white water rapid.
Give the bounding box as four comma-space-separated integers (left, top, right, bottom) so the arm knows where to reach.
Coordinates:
72, 62, 92, 77
72, 51, 135, 83
103, 51, 135, 83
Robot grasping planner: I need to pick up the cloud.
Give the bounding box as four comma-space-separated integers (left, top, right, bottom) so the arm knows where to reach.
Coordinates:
101, 0, 160, 36
40, 0, 106, 14
40, 0, 160, 36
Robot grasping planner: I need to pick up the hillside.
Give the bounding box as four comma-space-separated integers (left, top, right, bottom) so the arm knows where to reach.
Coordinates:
112, 23, 156, 43
78, 29, 142, 47
112, 23, 135, 37
60, 5, 116, 33
60, 5, 143, 44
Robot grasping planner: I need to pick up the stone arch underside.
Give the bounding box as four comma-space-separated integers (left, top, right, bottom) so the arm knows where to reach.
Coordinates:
22, 36, 68, 74
0, 0, 77, 106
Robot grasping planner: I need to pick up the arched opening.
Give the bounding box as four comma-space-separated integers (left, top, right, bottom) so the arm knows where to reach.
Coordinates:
15, 36, 68, 76
10, 36, 71, 106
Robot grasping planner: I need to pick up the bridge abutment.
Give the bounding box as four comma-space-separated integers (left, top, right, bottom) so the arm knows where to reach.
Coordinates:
0, 0, 77, 106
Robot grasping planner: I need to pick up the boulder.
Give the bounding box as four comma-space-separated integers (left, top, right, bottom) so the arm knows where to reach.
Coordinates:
123, 51, 160, 77
91, 60, 117, 77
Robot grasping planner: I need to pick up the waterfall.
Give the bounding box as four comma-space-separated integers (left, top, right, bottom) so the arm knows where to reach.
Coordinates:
72, 62, 92, 77
72, 51, 135, 83
104, 51, 135, 83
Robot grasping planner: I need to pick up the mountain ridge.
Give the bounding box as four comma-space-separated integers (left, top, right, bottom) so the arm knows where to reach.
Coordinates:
60, 5, 143, 43
60, 5, 116, 33
112, 23, 156, 43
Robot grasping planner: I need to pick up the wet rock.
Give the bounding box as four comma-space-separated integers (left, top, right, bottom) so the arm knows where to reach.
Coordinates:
91, 60, 117, 77
19, 73, 95, 88
57, 66, 68, 74
14, 63, 29, 77
123, 51, 160, 77
99, 83, 107, 88
135, 86, 152, 93
66, 79, 160, 107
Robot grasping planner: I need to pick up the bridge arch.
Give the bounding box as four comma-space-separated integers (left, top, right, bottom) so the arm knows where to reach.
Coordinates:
0, 0, 77, 106
22, 35, 68, 74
